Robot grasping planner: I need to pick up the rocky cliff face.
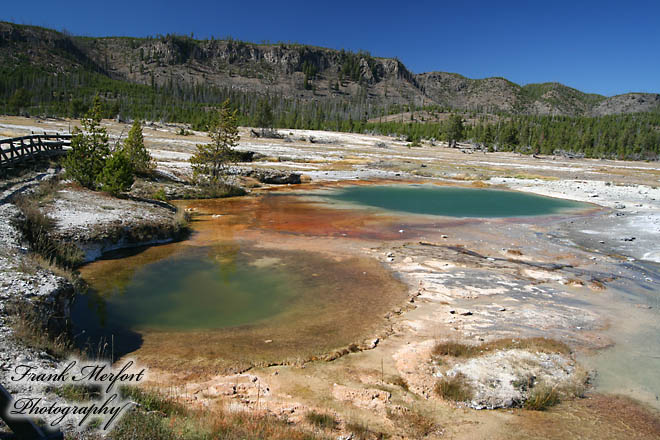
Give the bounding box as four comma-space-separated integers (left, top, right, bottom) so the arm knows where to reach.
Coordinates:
417, 72, 520, 113
591, 93, 660, 116
73, 35, 424, 105
1, 21, 658, 116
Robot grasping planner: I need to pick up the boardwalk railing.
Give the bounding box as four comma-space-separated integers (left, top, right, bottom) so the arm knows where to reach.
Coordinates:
0, 133, 71, 167
0, 383, 63, 439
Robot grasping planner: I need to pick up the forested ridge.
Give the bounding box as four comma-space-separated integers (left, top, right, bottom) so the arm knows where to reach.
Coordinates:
1, 21, 659, 160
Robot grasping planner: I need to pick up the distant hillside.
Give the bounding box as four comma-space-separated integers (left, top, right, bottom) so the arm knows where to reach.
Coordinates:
1, 21, 658, 118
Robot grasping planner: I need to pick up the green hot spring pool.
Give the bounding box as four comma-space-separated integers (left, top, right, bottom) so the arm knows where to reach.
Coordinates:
322, 184, 588, 217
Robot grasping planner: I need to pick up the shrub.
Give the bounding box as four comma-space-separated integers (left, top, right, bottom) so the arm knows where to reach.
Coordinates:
191, 182, 246, 199
152, 187, 168, 201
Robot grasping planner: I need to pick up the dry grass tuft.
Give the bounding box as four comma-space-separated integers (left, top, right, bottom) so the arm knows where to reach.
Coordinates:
433, 341, 477, 357
387, 375, 410, 392
387, 407, 441, 437
346, 421, 387, 440
12, 187, 84, 268
110, 387, 327, 440
25, 254, 84, 290
559, 366, 591, 399
471, 180, 490, 188
174, 207, 192, 230
432, 337, 571, 359
434, 373, 474, 402
305, 411, 338, 430
6, 300, 76, 358
523, 384, 560, 410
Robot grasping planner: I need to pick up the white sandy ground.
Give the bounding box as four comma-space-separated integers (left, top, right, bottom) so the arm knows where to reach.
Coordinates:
490, 177, 660, 263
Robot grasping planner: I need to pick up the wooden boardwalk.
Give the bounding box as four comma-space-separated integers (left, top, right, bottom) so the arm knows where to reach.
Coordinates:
0, 133, 71, 168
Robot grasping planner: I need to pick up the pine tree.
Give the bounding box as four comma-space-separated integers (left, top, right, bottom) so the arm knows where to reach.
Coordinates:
123, 119, 154, 174
445, 114, 465, 145
99, 149, 135, 195
190, 100, 240, 183
63, 96, 110, 189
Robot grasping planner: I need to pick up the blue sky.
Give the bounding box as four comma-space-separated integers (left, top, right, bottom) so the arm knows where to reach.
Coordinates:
2, 0, 659, 96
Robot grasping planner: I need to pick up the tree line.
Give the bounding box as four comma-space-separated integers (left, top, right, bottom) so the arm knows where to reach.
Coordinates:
1, 64, 659, 160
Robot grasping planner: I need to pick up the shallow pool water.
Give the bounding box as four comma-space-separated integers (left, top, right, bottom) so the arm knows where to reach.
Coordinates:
73, 245, 301, 333
323, 185, 587, 217
577, 261, 660, 409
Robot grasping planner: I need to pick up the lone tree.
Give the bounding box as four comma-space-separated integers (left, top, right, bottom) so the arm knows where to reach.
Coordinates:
190, 100, 239, 183
64, 96, 110, 189
123, 119, 154, 175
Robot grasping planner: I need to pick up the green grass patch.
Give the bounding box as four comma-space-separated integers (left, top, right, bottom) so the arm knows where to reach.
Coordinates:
119, 386, 187, 416
50, 384, 101, 402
